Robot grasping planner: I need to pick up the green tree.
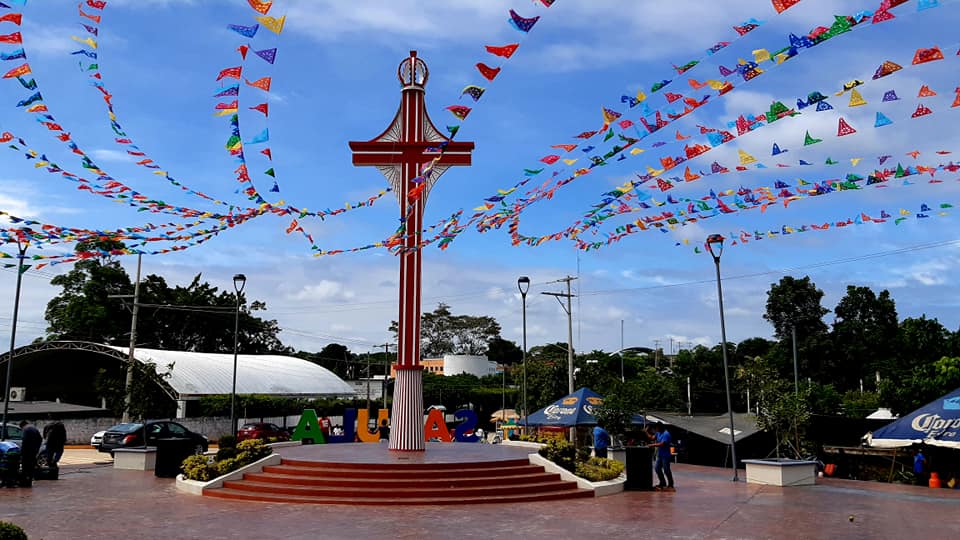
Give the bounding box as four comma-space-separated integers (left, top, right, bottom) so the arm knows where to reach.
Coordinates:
391, 303, 503, 357
831, 286, 898, 389
763, 276, 829, 341
44, 241, 133, 343
841, 390, 880, 418
894, 316, 950, 379
879, 356, 960, 415
763, 276, 832, 381
756, 380, 813, 459
486, 337, 522, 365
45, 250, 288, 353
672, 345, 727, 412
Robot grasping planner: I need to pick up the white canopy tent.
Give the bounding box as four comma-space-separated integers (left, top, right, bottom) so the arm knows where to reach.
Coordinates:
106, 346, 357, 399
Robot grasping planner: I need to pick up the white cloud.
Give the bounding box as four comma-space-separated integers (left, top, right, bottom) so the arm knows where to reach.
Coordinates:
90, 149, 134, 163
287, 280, 357, 302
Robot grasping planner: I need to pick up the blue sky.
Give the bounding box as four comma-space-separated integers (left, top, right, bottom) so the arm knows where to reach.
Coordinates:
2, 0, 960, 357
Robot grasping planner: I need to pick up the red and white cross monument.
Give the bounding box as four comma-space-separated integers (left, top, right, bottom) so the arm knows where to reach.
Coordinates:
350, 51, 474, 451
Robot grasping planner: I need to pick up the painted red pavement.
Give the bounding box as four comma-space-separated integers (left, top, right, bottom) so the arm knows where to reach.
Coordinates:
1, 458, 957, 539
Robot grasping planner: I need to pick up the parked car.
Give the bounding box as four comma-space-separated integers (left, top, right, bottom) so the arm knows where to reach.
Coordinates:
90, 430, 105, 450
237, 422, 290, 442
98, 421, 208, 456
0, 423, 22, 447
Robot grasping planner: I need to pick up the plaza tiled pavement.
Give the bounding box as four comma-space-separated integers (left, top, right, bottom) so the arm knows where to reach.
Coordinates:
1, 449, 959, 540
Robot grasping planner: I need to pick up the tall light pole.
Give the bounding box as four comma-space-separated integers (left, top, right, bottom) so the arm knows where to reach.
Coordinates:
1, 239, 27, 441
620, 319, 625, 383
517, 276, 530, 426
121, 253, 142, 423
792, 326, 799, 395
230, 273, 247, 438
705, 234, 738, 482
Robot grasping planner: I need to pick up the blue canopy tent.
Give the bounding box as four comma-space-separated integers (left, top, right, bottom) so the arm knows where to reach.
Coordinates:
866, 386, 960, 449
523, 387, 646, 427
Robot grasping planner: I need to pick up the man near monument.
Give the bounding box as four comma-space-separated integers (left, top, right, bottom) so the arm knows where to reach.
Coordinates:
651, 422, 675, 491
593, 422, 610, 459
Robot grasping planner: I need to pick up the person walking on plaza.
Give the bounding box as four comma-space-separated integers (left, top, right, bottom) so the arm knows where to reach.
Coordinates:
593, 422, 610, 459
651, 422, 675, 491
913, 447, 928, 486
378, 419, 390, 442
18, 420, 42, 486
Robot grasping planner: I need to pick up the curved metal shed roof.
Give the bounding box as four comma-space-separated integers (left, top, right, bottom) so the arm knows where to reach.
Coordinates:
107, 346, 356, 399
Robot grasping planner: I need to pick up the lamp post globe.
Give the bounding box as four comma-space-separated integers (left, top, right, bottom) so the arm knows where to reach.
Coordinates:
230, 273, 247, 439
517, 276, 530, 429
705, 235, 738, 482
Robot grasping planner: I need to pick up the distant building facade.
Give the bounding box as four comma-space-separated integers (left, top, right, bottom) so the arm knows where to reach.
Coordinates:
392, 354, 499, 378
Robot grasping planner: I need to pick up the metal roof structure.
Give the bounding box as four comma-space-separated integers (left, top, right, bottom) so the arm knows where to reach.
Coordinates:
646, 412, 762, 444
1, 341, 356, 402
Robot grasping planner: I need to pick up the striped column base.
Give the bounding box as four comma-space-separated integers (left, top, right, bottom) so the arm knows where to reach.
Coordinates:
389, 368, 425, 451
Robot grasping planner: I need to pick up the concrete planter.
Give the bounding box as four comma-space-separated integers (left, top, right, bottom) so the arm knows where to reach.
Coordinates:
176, 453, 281, 495
528, 453, 624, 497
743, 458, 817, 486
113, 447, 157, 471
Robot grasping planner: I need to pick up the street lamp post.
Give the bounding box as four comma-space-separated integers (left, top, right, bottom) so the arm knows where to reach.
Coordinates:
517, 276, 530, 426
1, 240, 27, 441
705, 234, 739, 482
229, 273, 247, 439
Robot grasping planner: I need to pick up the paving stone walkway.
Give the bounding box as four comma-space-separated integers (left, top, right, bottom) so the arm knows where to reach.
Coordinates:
0, 456, 957, 539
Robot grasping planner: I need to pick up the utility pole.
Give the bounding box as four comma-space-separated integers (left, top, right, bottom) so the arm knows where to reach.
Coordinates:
110, 253, 142, 423
653, 339, 661, 370
365, 353, 371, 411
541, 276, 577, 395
379, 343, 391, 409
542, 276, 577, 444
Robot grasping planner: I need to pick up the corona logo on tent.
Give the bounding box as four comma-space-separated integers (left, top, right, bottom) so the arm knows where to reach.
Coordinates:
910, 413, 960, 435
562, 397, 579, 405
583, 396, 603, 416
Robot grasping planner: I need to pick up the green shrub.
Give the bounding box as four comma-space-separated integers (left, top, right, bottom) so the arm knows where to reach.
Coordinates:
236, 438, 272, 461
538, 438, 577, 472
0, 521, 27, 540
215, 446, 238, 461
575, 457, 625, 482
181, 455, 217, 482
216, 458, 240, 476
182, 439, 272, 481
218, 435, 237, 449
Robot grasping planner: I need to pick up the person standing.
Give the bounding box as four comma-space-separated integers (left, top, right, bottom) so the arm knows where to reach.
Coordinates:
18, 420, 42, 486
378, 419, 390, 442
913, 448, 927, 486
43, 421, 67, 465
651, 422, 675, 491
593, 422, 611, 459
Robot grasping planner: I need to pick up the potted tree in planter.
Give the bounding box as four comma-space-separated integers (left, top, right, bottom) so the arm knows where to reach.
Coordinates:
744, 379, 818, 486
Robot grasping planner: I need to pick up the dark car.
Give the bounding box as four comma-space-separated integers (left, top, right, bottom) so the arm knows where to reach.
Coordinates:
237, 422, 290, 442
98, 421, 209, 456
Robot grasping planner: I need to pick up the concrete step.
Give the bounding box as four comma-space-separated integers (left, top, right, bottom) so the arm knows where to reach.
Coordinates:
221, 478, 577, 499
204, 486, 594, 506
243, 470, 562, 488
262, 463, 546, 480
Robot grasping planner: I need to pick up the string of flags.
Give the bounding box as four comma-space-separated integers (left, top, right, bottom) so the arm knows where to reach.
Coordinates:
314, 0, 955, 256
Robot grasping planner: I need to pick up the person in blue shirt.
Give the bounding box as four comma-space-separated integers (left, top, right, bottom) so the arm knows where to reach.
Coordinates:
593, 422, 610, 459
651, 422, 674, 491
913, 448, 927, 486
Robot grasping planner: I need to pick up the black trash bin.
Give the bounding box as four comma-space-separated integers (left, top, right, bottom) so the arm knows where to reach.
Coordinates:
154, 438, 195, 478
624, 445, 653, 491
